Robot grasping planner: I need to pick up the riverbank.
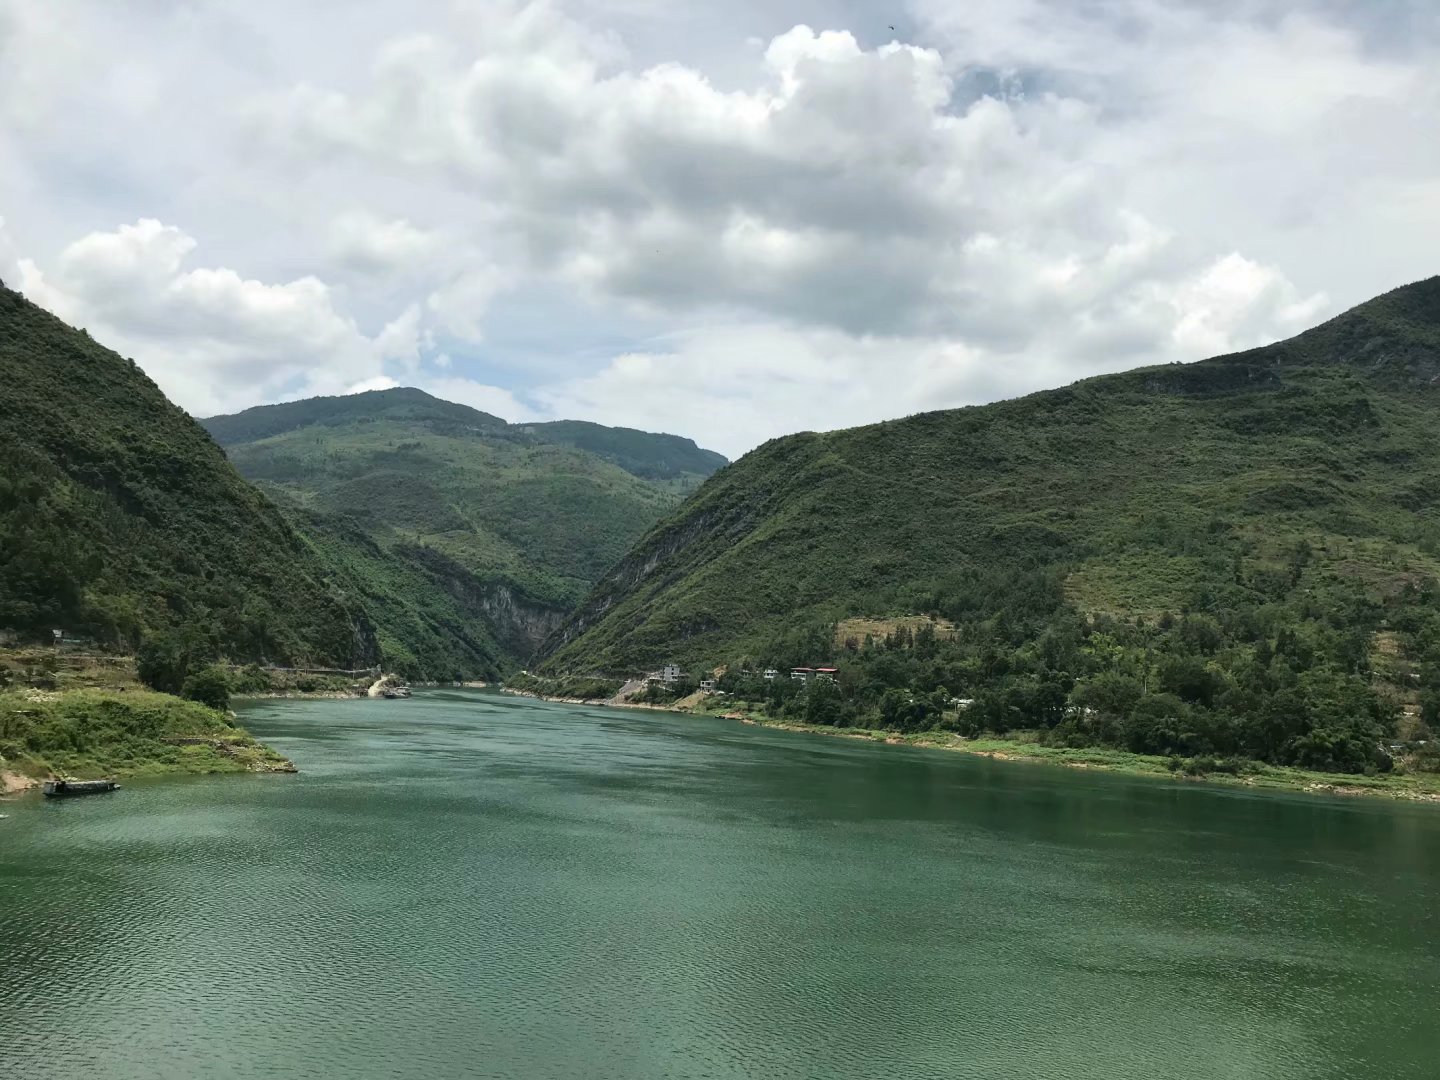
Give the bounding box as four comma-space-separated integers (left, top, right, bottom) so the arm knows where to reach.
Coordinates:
0, 689, 295, 790
692, 703, 1440, 804
515, 682, 1440, 804
233, 689, 363, 701
501, 685, 703, 712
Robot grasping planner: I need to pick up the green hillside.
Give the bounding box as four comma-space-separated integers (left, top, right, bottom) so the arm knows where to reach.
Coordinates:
202, 389, 725, 676
519, 420, 727, 485
0, 284, 376, 667
538, 278, 1440, 774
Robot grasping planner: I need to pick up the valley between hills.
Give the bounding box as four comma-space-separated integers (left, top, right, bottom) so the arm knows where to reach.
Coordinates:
3, 277, 1440, 799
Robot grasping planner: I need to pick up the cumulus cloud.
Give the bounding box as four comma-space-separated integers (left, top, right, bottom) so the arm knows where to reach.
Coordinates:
256, 19, 1166, 339
345, 375, 402, 396
537, 250, 1329, 457
425, 268, 509, 343
422, 376, 538, 421
326, 212, 441, 276
5, 0, 1438, 453
236, 2, 1358, 453
0, 215, 21, 286
15, 219, 408, 416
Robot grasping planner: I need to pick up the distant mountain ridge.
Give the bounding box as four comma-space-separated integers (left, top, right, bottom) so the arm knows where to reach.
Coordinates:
516, 420, 727, 482
202, 387, 727, 679
200, 387, 510, 444
203, 389, 725, 484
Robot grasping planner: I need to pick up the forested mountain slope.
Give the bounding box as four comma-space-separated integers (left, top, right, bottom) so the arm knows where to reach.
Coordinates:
0, 284, 377, 666
202, 389, 725, 675
538, 278, 1440, 773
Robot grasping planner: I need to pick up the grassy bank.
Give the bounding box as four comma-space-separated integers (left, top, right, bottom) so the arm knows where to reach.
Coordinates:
0, 688, 295, 788
228, 665, 368, 699
680, 700, 1440, 804
0, 645, 375, 702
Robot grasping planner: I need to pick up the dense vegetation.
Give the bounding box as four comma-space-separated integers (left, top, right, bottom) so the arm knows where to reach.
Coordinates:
201, 388, 725, 678
541, 278, 1440, 774
0, 285, 376, 667
0, 285, 723, 684
518, 420, 726, 484
0, 688, 293, 779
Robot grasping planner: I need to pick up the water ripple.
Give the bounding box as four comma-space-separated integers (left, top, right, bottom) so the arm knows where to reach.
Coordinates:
3, 691, 1438, 1079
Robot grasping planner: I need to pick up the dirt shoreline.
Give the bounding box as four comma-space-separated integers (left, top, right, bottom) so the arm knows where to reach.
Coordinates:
1, 769, 39, 795
501, 687, 687, 711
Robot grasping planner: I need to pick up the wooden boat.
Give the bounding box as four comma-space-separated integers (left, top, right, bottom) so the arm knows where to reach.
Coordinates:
42, 779, 121, 798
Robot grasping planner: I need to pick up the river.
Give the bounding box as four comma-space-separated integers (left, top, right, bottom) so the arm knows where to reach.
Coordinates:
2, 690, 1438, 1079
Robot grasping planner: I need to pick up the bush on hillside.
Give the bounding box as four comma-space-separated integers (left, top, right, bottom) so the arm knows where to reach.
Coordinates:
181, 665, 232, 713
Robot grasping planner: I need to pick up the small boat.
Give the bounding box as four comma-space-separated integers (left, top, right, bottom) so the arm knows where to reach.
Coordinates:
42, 779, 121, 798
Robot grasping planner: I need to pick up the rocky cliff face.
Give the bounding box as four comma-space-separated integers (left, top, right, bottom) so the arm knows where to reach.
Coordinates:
400, 545, 567, 660
478, 584, 568, 660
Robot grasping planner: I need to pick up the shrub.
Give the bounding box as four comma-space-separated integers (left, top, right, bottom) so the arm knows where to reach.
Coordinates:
137, 633, 189, 694
181, 665, 232, 712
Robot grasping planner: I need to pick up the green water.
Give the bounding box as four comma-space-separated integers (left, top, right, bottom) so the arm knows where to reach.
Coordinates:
2, 692, 1438, 1079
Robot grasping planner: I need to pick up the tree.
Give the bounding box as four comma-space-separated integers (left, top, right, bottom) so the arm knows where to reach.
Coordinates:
1421, 690, 1439, 730
1070, 671, 1143, 720
137, 632, 190, 694
1122, 694, 1191, 755
137, 624, 220, 695
181, 664, 232, 712
803, 678, 844, 726
1158, 655, 1226, 708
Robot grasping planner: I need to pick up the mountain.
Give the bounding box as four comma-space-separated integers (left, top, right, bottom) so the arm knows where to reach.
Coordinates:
536, 279, 1440, 770
516, 421, 727, 485
201, 388, 726, 677
0, 284, 377, 666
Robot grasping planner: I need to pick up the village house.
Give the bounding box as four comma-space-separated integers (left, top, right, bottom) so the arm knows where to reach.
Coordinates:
791, 667, 839, 684
699, 679, 717, 694
647, 664, 684, 685
763, 669, 779, 681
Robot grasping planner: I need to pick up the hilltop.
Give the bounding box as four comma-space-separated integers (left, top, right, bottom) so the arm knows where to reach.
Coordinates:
0, 284, 376, 667
537, 278, 1440, 775
202, 388, 725, 676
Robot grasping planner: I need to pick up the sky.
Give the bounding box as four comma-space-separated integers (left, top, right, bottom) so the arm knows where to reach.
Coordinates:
2, 0, 1438, 458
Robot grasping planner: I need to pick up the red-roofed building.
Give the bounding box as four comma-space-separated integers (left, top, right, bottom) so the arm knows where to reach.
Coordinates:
791, 667, 839, 684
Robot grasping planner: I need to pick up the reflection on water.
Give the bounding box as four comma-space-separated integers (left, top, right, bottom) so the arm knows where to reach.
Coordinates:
3, 690, 1437, 1079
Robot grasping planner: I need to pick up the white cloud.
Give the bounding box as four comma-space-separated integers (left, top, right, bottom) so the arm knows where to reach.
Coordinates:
15, 219, 407, 416
344, 375, 401, 396
425, 268, 508, 343
1164, 254, 1329, 359
3, 0, 1438, 454
326, 212, 441, 276
249, 5, 1337, 373
375, 303, 424, 369
0, 215, 20, 287
421, 376, 537, 421
536, 247, 1328, 458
